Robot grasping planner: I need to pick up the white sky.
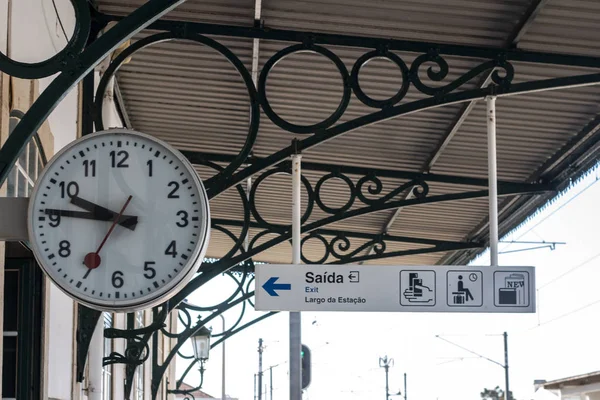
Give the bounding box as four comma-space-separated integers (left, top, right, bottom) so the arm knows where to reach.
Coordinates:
181, 165, 600, 400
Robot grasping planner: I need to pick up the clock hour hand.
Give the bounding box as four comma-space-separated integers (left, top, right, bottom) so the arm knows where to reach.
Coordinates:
44, 208, 138, 231
70, 196, 138, 230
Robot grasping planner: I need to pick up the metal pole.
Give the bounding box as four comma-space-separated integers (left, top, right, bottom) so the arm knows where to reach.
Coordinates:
486, 96, 499, 266
220, 314, 226, 400
504, 332, 510, 400
244, 176, 252, 252
385, 365, 389, 400
254, 374, 257, 400
258, 338, 264, 400
270, 366, 274, 400
404, 372, 407, 400
290, 153, 302, 400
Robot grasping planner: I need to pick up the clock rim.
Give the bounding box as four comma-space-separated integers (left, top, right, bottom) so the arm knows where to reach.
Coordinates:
27, 129, 211, 312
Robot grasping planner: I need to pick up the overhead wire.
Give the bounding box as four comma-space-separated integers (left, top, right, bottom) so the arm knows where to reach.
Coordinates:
538, 249, 600, 290
51, 0, 69, 42
528, 297, 600, 330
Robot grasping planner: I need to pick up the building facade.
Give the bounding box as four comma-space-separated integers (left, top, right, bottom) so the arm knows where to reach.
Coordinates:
0, 2, 177, 398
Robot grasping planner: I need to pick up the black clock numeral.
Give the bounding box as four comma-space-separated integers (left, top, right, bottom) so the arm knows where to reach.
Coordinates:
167, 181, 180, 198
176, 211, 188, 227
49, 214, 61, 227
112, 271, 124, 288
165, 241, 178, 258
143, 261, 156, 279
58, 240, 71, 257
147, 160, 153, 177
110, 150, 129, 168
83, 159, 96, 177
59, 181, 79, 199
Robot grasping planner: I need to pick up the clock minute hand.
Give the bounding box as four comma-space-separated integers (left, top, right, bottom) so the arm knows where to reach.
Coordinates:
70, 196, 138, 230
44, 209, 138, 230
83, 195, 134, 272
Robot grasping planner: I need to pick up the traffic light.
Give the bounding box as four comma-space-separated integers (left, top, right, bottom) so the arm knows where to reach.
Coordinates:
301, 344, 311, 389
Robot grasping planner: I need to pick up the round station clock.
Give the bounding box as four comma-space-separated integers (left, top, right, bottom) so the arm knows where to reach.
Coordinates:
28, 129, 210, 312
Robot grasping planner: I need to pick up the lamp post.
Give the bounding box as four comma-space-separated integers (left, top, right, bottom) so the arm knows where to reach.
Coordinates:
379, 356, 394, 400
167, 326, 212, 397
218, 314, 226, 400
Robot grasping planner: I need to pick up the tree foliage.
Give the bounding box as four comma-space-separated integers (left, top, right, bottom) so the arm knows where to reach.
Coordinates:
481, 386, 514, 400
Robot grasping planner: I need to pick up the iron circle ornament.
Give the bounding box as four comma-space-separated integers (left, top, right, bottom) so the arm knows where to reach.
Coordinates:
301, 233, 330, 264
0, 0, 91, 79
350, 49, 410, 108
314, 172, 356, 214
258, 43, 351, 134
94, 30, 260, 180
28, 129, 211, 312
249, 165, 315, 230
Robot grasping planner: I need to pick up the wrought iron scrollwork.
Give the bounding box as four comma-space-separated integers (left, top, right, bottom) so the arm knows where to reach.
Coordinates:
1, 3, 595, 399
166, 358, 205, 400
102, 302, 169, 396
409, 52, 514, 97
301, 232, 384, 264
300, 230, 483, 265
93, 29, 259, 181
0, 0, 92, 80
151, 261, 263, 398
350, 48, 410, 109
258, 43, 351, 134
103, 310, 167, 366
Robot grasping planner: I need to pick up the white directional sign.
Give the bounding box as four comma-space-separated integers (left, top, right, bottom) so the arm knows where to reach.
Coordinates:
255, 264, 535, 313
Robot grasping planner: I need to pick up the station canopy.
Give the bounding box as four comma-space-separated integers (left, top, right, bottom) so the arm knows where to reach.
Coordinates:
94, 0, 600, 266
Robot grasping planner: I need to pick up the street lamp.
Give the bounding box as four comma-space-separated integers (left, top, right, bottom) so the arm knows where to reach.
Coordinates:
192, 326, 212, 361
167, 326, 212, 397
379, 356, 394, 400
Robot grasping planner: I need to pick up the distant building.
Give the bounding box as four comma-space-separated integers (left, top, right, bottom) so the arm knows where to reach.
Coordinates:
537, 371, 600, 400
532, 379, 559, 400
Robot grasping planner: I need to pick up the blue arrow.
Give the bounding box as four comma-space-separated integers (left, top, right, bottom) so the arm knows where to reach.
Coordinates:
262, 277, 291, 296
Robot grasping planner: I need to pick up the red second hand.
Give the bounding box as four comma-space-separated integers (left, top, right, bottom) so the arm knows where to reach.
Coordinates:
84, 195, 133, 270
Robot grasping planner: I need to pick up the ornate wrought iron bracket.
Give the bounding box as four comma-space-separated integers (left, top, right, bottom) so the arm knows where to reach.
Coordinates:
76, 304, 102, 382
0, 0, 188, 185
102, 303, 169, 397
1, 3, 598, 398
98, 9, 600, 69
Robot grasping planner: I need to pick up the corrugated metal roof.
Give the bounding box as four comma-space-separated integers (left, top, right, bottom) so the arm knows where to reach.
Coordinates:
261, 0, 529, 46
96, 0, 600, 266
518, 0, 600, 56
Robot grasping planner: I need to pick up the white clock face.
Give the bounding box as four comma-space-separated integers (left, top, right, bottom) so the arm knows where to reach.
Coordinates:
28, 129, 210, 312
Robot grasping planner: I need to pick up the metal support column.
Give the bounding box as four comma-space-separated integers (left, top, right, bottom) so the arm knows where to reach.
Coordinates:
404, 372, 407, 400
504, 332, 510, 400
220, 314, 226, 400
290, 153, 302, 400
486, 96, 499, 266
385, 364, 390, 400
258, 338, 264, 400
270, 366, 274, 400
